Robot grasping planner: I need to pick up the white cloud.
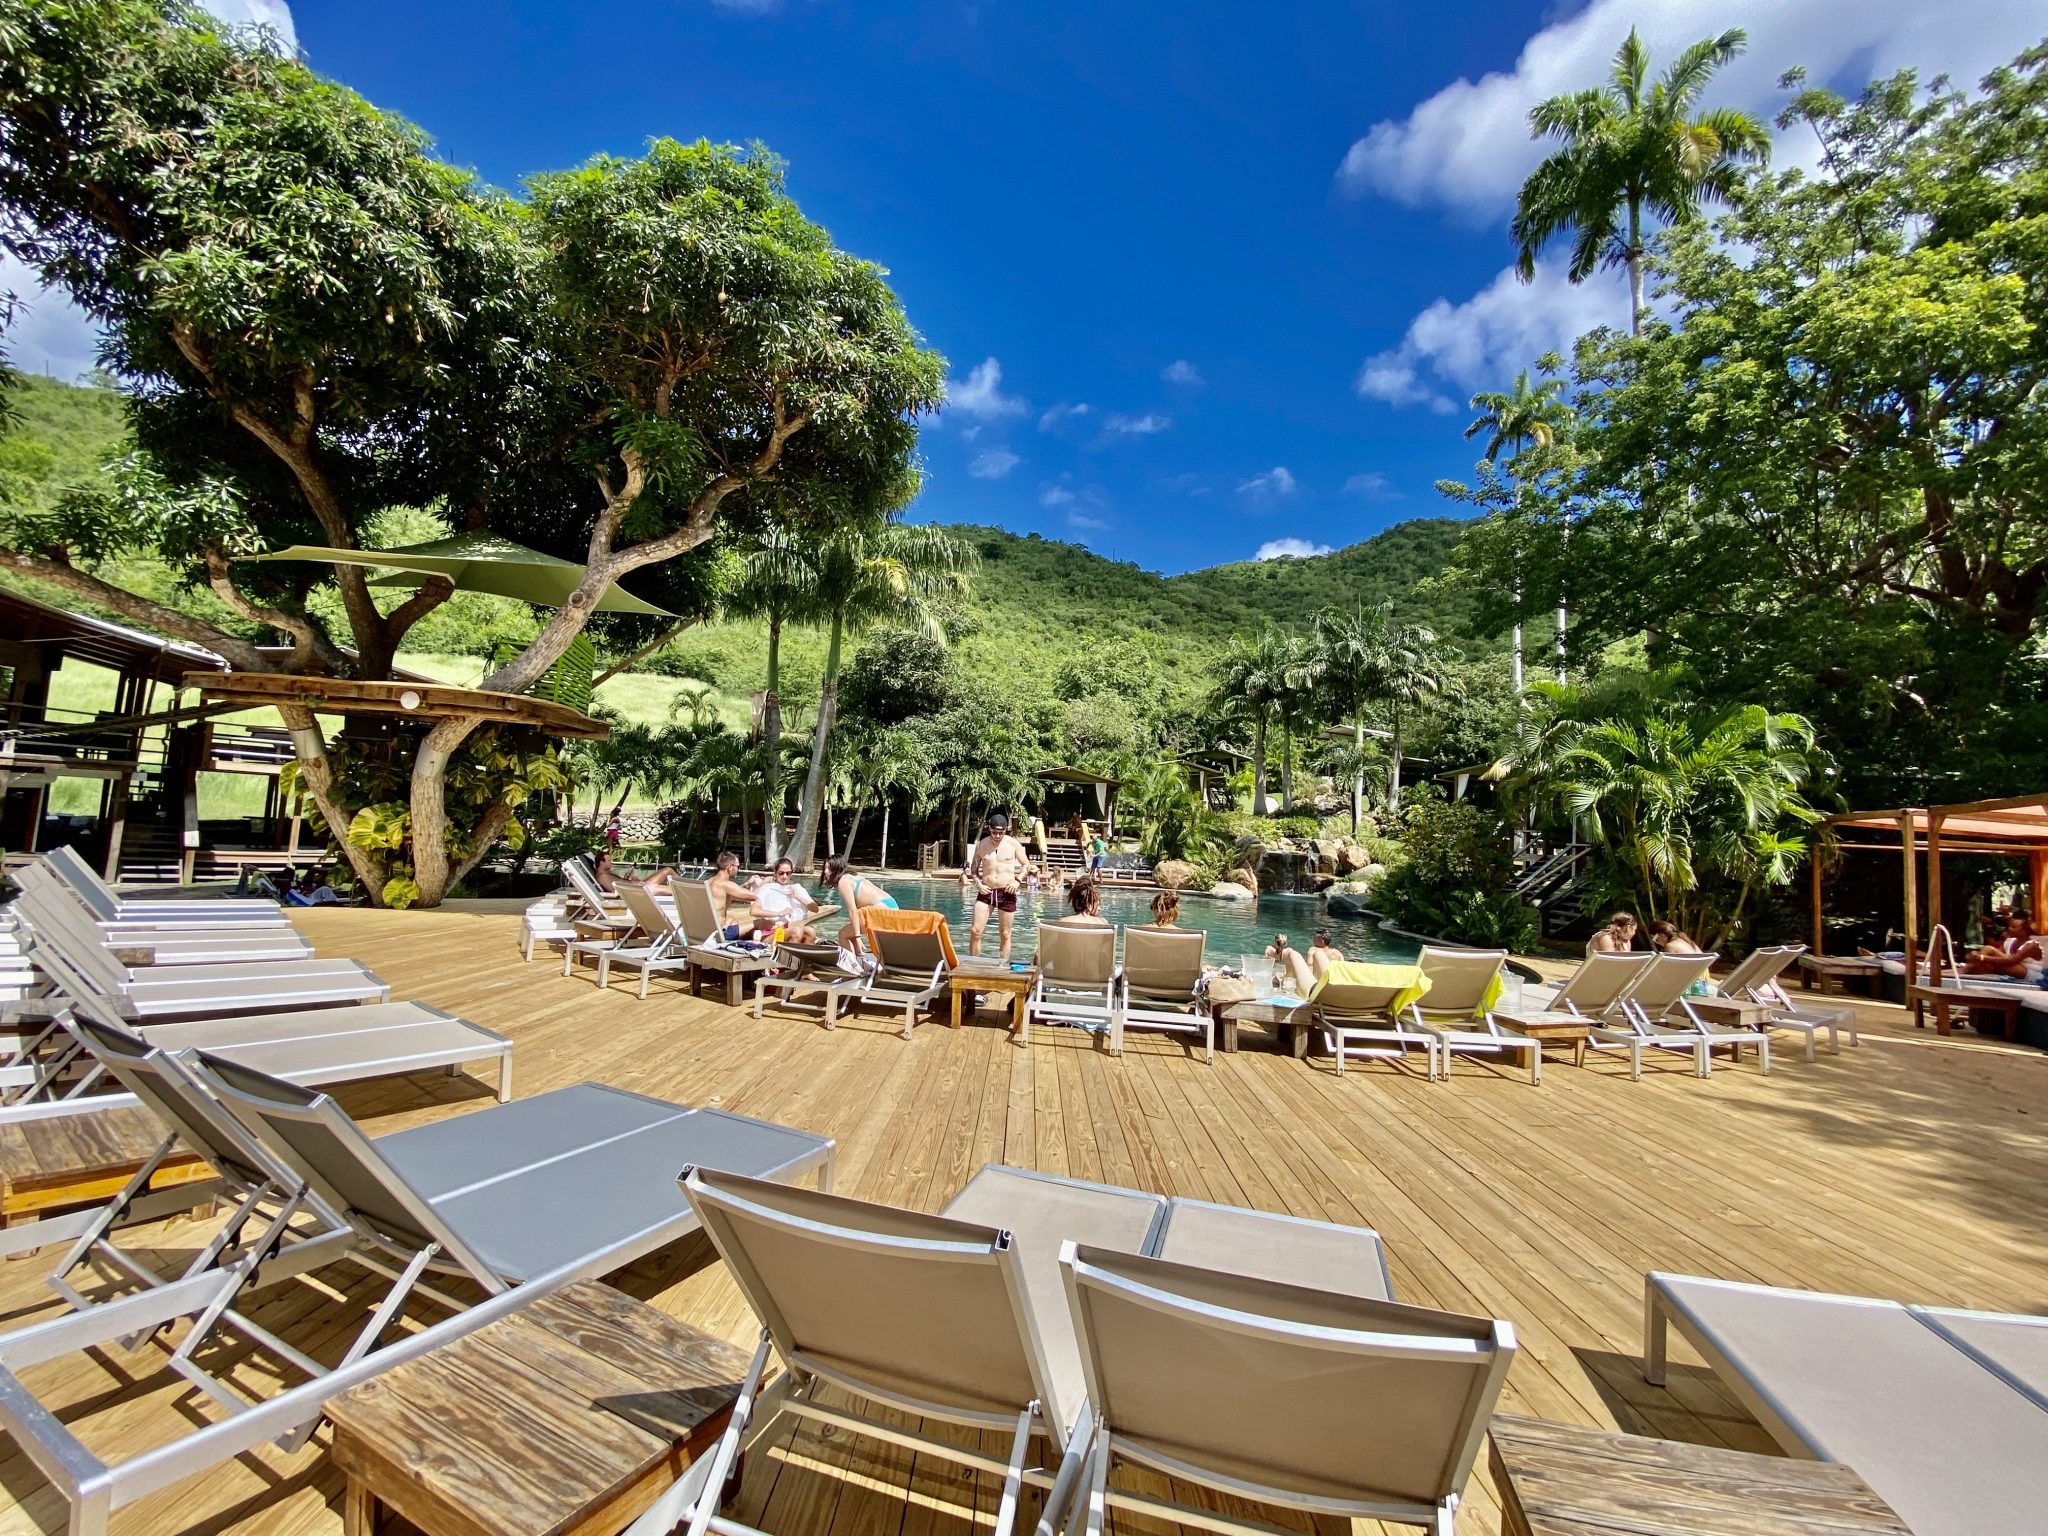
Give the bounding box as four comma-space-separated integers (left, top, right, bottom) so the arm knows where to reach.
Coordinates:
968, 448, 1020, 480
1067, 511, 1111, 532
1102, 411, 1171, 437
1039, 401, 1091, 431
947, 356, 1027, 420
1237, 466, 1298, 502
1336, 0, 2043, 219
1160, 359, 1203, 387
1342, 472, 1397, 499
199, 0, 299, 52
1356, 259, 1618, 412
0, 255, 103, 383
1255, 537, 1333, 560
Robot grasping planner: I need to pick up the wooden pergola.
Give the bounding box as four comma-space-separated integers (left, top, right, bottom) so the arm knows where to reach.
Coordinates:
1818, 793, 2048, 972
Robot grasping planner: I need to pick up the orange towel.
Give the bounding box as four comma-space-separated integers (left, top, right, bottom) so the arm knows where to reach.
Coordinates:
860, 906, 958, 968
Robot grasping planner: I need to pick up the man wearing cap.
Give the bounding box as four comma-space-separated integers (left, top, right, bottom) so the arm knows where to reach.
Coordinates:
963, 811, 1036, 962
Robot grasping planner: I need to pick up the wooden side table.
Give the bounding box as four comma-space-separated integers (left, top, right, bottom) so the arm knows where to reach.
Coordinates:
1489, 1413, 1909, 1536
949, 961, 1036, 1031
688, 947, 774, 1006
1494, 1013, 1592, 1067
1908, 982, 2022, 1041
1212, 999, 1313, 1056
1798, 953, 1884, 995
328, 1280, 752, 1536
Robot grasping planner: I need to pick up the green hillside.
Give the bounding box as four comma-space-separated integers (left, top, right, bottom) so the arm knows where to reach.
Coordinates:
0, 378, 1489, 718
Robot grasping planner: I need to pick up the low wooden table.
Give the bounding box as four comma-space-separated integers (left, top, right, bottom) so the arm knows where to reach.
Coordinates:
688, 946, 775, 1007
1798, 952, 1885, 995
1908, 981, 2022, 1041
1684, 995, 1775, 1029
950, 960, 1036, 1032
328, 1280, 752, 1536
1494, 1012, 1592, 1068
1212, 999, 1314, 1056
1489, 1413, 1909, 1536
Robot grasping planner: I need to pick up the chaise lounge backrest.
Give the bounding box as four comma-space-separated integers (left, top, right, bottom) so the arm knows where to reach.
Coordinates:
672, 880, 723, 946
1624, 953, 1717, 1022
1551, 951, 1655, 1016
1413, 947, 1507, 1022
1122, 928, 1206, 1002
1037, 922, 1117, 989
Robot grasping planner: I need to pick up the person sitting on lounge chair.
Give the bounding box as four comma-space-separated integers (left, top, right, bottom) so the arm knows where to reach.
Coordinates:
752, 859, 821, 943
1589, 911, 1640, 955
1962, 913, 2042, 977
593, 848, 680, 897
284, 869, 341, 907
709, 850, 760, 941
1308, 929, 1345, 979
1649, 921, 1703, 955
1064, 873, 1112, 927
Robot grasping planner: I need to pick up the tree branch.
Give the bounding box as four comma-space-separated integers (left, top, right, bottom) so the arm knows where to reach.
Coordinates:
0, 546, 270, 670
380, 573, 457, 653
593, 617, 698, 686
200, 547, 339, 673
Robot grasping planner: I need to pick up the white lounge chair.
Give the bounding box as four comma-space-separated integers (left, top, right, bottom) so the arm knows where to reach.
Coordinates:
825, 913, 953, 1038
1645, 1271, 2048, 1536
1060, 1243, 1516, 1536
1311, 971, 1440, 1079
1585, 953, 1728, 1078
1720, 944, 1860, 1060
1022, 921, 1120, 1042
19, 866, 310, 962
1114, 926, 1212, 1062
42, 844, 291, 928
1405, 946, 1540, 1084
1505, 950, 1654, 1021
598, 881, 711, 997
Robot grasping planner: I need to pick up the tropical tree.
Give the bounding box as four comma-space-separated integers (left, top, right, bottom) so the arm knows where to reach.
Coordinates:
785, 522, 975, 869
1268, 634, 1314, 811
1463, 367, 1574, 687
1209, 626, 1292, 815
722, 528, 823, 859
1300, 603, 1447, 828
667, 681, 720, 731
1512, 27, 1770, 333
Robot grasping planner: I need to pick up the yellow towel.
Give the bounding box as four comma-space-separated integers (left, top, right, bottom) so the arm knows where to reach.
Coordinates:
1309, 960, 1433, 1015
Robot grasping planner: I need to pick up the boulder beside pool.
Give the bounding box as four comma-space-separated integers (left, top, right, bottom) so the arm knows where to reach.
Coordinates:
1208, 881, 1256, 902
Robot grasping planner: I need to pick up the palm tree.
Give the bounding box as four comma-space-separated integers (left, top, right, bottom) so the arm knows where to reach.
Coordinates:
1268, 633, 1312, 811
666, 681, 720, 731
1512, 27, 1769, 335
1373, 619, 1448, 818
1300, 604, 1389, 835
1465, 369, 1575, 688
1209, 626, 1291, 815
723, 529, 824, 861
786, 523, 975, 869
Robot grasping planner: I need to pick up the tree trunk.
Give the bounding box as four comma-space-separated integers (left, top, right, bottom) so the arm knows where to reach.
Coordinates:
739, 787, 751, 868
1350, 713, 1366, 837
277, 703, 385, 900
845, 801, 865, 861
1626, 198, 1646, 338
1386, 714, 1404, 819
787, 611, 844, 870
1555, 520, 1569, 684
1280, 721, 1294, 812
879, 801, 891, 870
762, 609, 783, 861
825, 800, 836, 858
1250, 712, 1270, 817
408, 714, 487, 907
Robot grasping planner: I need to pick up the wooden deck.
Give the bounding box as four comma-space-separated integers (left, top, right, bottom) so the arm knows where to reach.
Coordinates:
3, 907, 2047, 1536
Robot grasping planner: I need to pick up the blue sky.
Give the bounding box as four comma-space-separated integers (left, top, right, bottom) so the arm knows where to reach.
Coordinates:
12, 1, 2043, 573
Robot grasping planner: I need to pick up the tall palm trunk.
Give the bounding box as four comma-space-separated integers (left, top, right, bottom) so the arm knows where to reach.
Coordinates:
1280, 721, 1294, 811
1250, 711, 1270, 816
845, 801, 865, 860
787, 609, 844, 870
879, 801, 891, 869
1350, 712, 1366, 836
1625, 196, 1646, 337
762, 609, 784, 861
1386, 705, 1404, 818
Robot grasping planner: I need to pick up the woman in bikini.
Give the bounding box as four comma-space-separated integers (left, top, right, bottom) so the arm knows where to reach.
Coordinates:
820, 855, 899, 947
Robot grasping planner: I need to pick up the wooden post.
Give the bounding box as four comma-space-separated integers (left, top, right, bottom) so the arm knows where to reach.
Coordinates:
1927, 814, 1944, 951
1810, 847, 1825, 956
1900, 812, 1919, 978
2033, 849, 2047, 925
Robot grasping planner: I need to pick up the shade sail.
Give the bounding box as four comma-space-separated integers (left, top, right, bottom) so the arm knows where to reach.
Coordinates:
246, 532, 673, 617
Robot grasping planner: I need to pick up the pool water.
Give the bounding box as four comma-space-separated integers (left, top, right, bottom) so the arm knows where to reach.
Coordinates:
873, 876, 1417, 967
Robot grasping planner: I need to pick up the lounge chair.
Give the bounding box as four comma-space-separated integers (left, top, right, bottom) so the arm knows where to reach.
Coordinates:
1720, 944, 1860, 1060
42, 843, 290, 928
0, 1030, 834, 1536
13, 867, 311, 968
1022, 921, 1119, 1043
659, 1163, 1165, 1536
1060, 1244, 1516, 1536
825, 908, 955, 1039
13, 903, 391, 1021
1506, 950, 1654, 1022
519, 895, 579, 961
1310, 962, 1440, 1078
594, 881, 713, 997
1405, 946, 1540, 1084
1151, 1196, 1394, 1300
1114, 926, 1212, 1062
1644, 1271, 2048, 1536
18, 866, 310, 962
750, 940, 852, 1020
558, 853, 624, 918
1585, 953, 1726, 1078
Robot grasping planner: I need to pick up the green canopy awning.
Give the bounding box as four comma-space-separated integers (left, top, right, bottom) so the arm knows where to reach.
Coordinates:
246, 532, 673, 617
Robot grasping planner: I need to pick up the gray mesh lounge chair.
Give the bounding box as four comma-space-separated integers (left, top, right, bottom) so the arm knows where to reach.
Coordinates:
1586, 954, 1728, 1078
601, 882, 712, 997
42, 844, 289, 928
649, 1161, 1166, 1536
1022, 921, 1120, 1043
1114, 927, 1212, 1062
825, 922, 952, 1039
1059, 1244, 1515, 1536
1720, 944, 1859, 1059
1313, 978, 1440, 1079
1153, 1197, 1393, 1301
1644, 1272, 2048, 1536
751, 940, 853, 1020
20, 868, 310, 963
1502, 950, 1653, 1023
1406, 947, 1539, 1084
0, 1032, 833, 1536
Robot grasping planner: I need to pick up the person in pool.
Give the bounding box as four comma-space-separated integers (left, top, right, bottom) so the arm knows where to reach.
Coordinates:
1264, 932, 1316, 993
1307, 930, 1345, 980
819, 854, 899, 947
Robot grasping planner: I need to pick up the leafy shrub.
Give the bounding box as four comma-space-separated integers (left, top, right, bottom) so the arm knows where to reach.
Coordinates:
1371, 799, 1537, 951
535, 825, 607, 867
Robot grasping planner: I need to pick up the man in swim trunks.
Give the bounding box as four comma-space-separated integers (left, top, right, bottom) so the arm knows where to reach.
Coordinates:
963, 811, 1036, 962
707, 850, 759, 941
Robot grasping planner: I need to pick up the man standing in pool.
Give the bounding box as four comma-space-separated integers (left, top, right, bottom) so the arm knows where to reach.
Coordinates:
963, 811, 1036, 962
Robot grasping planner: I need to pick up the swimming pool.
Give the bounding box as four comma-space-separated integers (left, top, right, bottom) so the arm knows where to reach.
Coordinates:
873, 876, 1417, 965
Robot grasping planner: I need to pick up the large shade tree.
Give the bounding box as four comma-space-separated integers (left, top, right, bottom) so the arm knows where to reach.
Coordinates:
1512, 26, 1770, 333
0, 1, 942, 904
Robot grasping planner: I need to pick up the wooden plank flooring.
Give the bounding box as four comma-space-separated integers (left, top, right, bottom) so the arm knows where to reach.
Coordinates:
2, 908, 2045, 1536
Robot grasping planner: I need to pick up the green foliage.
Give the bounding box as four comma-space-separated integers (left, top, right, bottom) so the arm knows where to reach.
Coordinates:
1372, 800, 1540, 952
